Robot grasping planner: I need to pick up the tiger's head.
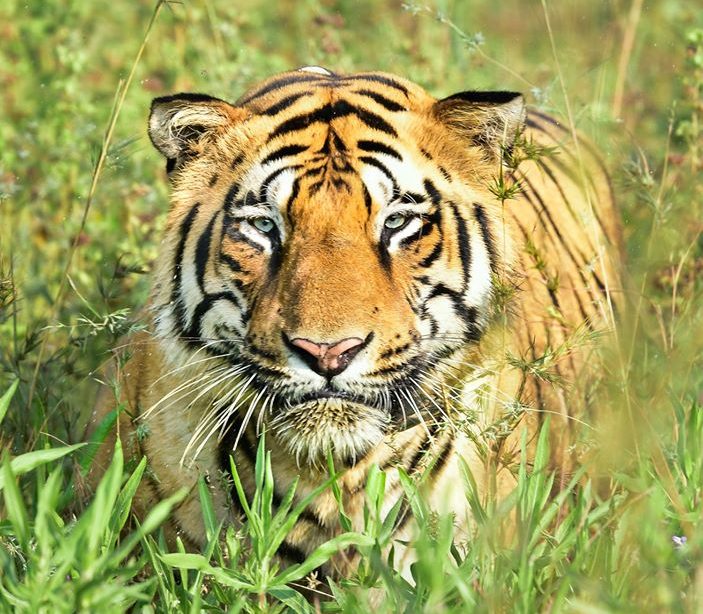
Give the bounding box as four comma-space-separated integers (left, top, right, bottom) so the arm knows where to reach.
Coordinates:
147, 67, 524, 466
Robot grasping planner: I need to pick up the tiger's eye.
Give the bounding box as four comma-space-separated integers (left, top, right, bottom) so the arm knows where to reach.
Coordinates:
384, 213, 407, 230
252, 217, 275, 233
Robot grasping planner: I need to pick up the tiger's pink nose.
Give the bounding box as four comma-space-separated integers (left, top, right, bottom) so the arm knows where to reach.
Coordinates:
285, 335, 370, 377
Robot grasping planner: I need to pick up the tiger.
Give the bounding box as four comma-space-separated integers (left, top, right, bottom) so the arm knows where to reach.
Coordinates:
87, 66, 621, 581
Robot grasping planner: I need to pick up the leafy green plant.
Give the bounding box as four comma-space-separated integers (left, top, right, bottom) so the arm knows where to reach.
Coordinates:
158, 437, 373, 612
0, 380, 184, 612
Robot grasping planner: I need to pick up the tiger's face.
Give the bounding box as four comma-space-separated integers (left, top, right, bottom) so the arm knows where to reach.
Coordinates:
148, 68, 524, 465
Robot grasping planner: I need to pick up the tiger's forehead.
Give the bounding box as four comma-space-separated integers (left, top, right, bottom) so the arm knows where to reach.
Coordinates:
225, 69, 441, 219
235, 68, 435, 114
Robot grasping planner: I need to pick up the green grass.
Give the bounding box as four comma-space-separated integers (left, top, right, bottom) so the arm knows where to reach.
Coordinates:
1, 0, 702, 611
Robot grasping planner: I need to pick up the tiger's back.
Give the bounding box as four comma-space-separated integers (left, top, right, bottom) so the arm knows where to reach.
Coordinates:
88, 67, 621, 578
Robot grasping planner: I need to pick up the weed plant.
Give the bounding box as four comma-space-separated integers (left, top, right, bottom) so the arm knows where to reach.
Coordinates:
1, 0, 702, 611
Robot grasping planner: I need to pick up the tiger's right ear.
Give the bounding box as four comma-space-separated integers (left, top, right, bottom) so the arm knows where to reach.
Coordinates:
148, 93, 245, 171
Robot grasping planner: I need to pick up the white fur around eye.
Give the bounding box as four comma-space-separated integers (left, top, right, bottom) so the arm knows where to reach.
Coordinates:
240, 220, 274, 252
386, 215, 423, 252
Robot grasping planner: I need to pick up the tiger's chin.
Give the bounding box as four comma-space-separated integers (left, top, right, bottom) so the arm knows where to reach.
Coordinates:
269, 398, 389, 469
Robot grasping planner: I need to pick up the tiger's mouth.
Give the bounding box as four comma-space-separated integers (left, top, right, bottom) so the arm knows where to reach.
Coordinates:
264, 379, 438, 466
269, 394, 392, 467
225, 350, 450, 467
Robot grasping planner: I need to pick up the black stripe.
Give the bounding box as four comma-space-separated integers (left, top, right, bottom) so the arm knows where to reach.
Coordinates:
259, 164, 301, 203
276, 540, 307, 565
270, 100, 397, 140
473, 203, 497, 272
238, 74, 327, 105
260, 144, 308, 166
270, 105, 335, 139
378, 242, 391, 270
535, 155, 610, 247
429, 435, 454, 478
401, 192, 426, 204
225, 416, 258, 465
343, 74, 409, 96
231, 153, 245, 170
512, 216, 592, 325
300, 164, 325, 180
406, 425, 441, 474
397, 225, 425, 249
419, 239, 443, 268
449, 203, 471, 290
395, 433, 453, 535
219, 418, 257, 517
525, 111, 611, 219
187, 292, 245, 340
248, 343, 278, 362
194, 212, 218, 292
285, 177, 300, 219
208, 173, 219, 187
224, 184, 241, 209
424, 284, 480, 340
398, 211, 439, 249
220, 253, 242, 272
269, 487, 324, 529
519, 172, 607, 295
331, 130, 347, 152
528, 108, 607, 171
172, 204, 201, 330
352, 104, 399, 137
359, 156, 399, 195
225, 229, 264, 253
353, 89, 407, 112
219, 416, 325, 544
261, 92, 309, 116
357, 139, 402, 160
362, 183, 373, 213
423, 179, 442, 205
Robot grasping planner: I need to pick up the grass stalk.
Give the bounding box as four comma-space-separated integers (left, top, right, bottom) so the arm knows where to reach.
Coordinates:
25, 0, 167, 414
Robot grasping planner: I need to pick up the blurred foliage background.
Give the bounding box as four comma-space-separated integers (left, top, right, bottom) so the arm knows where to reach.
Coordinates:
0, 0, 702, 610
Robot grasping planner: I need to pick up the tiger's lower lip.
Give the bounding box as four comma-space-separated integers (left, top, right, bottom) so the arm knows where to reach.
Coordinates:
293, 390, 365, 404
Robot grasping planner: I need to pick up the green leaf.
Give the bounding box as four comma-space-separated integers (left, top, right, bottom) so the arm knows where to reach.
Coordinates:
110, 488, 188, 565
1, 453, 30, 547
327, 452, 352, 532
0, 379, 19, 426
160, 553, 211, 570
161, 553, 250, 591
379, 494, 405, 544
78, 404, 120, 475
198, 475, 219, 543
34, 467, 63, 552
274, 532, 374, 586
229, 456, 252, 518
267, 472, 341, 559
86, 437, 123, 554
108, 455, 147, 542
268, 586, 315, 613
0, 443, 86, 491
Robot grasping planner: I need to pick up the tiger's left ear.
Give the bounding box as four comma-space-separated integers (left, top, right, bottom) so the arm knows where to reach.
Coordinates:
148, 93, 246, 172
433, 91, 525, 163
